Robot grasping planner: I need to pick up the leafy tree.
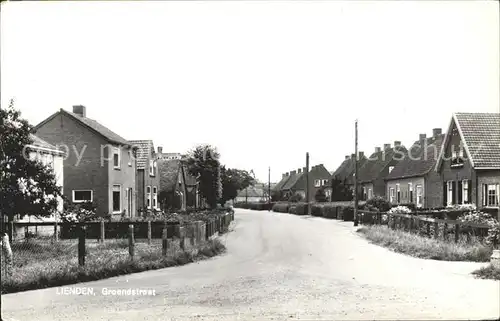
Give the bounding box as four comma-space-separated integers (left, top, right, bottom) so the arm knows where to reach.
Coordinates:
218, 166, 256, 206
330, 177, 353, 202
271, 189, 282, 202
185, 145, 221, 209
315, 188, 328, 202
1, 99, 62, 231
288, 192, 304, 203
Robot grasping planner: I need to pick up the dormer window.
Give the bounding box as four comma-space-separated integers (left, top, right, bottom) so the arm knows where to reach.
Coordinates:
451, 144, 464, 168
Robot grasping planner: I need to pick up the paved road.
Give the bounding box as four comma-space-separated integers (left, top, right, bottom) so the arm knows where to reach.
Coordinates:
2, 209, 499, 320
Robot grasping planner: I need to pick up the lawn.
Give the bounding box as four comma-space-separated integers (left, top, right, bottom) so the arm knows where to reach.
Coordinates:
0, 237, 225, 294
356, 225, 492, 262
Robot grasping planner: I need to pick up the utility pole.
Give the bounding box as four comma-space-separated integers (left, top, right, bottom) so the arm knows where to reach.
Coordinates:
306, 152, 310, 215
354, 119, 359, 226
268, 167, 271, 211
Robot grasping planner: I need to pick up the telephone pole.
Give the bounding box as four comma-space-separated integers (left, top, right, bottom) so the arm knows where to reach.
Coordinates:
354, 119, 359, 226
306, 152, 310, 215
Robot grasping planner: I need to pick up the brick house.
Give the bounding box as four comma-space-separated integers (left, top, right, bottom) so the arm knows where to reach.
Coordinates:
129, 140, 160, 214
273, 173, 291, 200
385, 129, 445, 208
308, 164, 332, 200
435, 113, 500, 215
329, 152, 368, 200
357, 142, 408, 201
158, 159, 187, 211
34, 106, 137, 218
281, 168, 306, 199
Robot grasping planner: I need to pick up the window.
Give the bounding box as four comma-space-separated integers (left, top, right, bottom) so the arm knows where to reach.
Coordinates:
447, 181, 453, 206
363, 187, 367, 200
416, 185, 423, 208
153, 186, 158, 209
149, 160, 154, 176
322, 179, 328, 186
389, 166, 395, 173
462, 180, 469, 204
484, 184, 499, 207
389, 188, 395, 203
314, 179, 321, 187
368, 188, 373, 200
396, 184, 401, 203
408, 183, 413, 203
73, 190, 93, 203
113, 147, 121, 169
153, 161, 157, 176
128, 150, 132, 167
146, 186, 151, 209
451, 144, 464, 168
112, 185, 121, 213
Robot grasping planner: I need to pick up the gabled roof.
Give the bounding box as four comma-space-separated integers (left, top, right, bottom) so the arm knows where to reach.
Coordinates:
386, 134, 445, 180
282, 171, 305, 190
332, 156, 369, 184
28, 134, 65, 155
274, 175, 291, 191
436, 112, 500, 170
358, 146, 407, 183
237, 186, 265, 198
35, 109, 130, 146
129, 140, 155, 170
158, 159, 182, 193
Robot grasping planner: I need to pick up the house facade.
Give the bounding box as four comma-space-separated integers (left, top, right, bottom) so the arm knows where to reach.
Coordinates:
34, 105, 137, 218
309, 164, 332, 200
235, 186, 266, 203
281, 168, 306, 199
129, 140, 161, 215
329, 152, 367, 201
358, 142, 408, 201
385, 129, 445, 208
158, 159, 187, 211
436, 113, 500, 216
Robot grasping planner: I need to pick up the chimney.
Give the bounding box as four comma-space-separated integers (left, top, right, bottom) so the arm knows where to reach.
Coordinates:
157, 146, 163, 154
303, 167, 306, 173
359, 151, 364, 159
291, 170, 296, 175
419, 133, 427, 141
433, 128, 442, 137
384, 143, 391, 150
375, 147, 381, 153
345, 155, 350, 160
73, 105, 86, 117
282, 173, 286, 178
394, 141, 401, 147
298, 168, 302, 174
286, 172, 289, 176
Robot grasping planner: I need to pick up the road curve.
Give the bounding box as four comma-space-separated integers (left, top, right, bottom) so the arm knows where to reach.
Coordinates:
2, 209, 499, 320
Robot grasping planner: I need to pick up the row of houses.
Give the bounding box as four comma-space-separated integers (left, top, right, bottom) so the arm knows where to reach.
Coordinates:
332, 112, 500, 210
25, 105, 203, 221
272, 112, 500, 213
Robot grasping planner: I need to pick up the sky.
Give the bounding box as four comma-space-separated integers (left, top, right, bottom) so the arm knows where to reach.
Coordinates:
1, 1, 499, 183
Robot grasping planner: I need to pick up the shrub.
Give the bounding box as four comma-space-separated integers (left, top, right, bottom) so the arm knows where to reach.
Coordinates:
341, 206, 354, 221
272, 203, 289, 213
314, 189, 328, 202
288, 202, 307, 215
486, 222, 500, 248
391, 203, 416, 212
311, 204, 323, 216
365, 196, 391, 212
323, 205, 338, 219
288, 193, 304, 203
388, 206, 412, 214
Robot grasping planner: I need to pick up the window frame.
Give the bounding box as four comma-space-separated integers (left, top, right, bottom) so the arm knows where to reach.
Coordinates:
486, 184, 499, 207
113, 147, 121, 169
447, 181, 453, 206
72, 190, 93, 203
462, 180, 468, 204
408, 183, 413, 203
146, 186, 152, 209
153, 186, 158, 209
416, 185, 423, 208
389, 188, 395, 203
314, 179, 321, 187
112, 185, 121, 213
396, 183, 401, 203
389, 166, 395, 173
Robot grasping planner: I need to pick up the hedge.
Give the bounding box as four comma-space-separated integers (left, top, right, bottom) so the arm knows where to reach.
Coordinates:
288, 203, 307, 215
233, 202, 274, 211
272, 203, 289, 213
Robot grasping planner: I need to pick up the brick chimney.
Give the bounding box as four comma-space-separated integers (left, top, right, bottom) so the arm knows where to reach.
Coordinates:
359, 151, 364, 159
433, 128, 442, 137
298, 168, 302, 174
157, 146, 163, 154
291, 170, 296, 175
384, 143, 391, 150
303, 167, 306, 173
282, 173, 286, 178
375, 147, 381, 153
419, 133, 427, 141
286, 172, 289, 176
345, 155, 350, 160
394, 141, 401, 147
73, 105, 86, 117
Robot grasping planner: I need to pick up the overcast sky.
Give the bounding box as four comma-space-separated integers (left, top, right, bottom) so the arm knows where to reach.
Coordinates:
1, 1, 498, 183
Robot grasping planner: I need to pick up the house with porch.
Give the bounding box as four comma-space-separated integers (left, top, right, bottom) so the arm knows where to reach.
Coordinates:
34, 105, 137, 219
435, 113, 500, 215
385, 129, 445, 208
129, 140, 161, 215
357, 142, 408, 201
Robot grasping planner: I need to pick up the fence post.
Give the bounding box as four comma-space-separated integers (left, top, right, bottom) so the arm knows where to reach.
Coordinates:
147, 220, 152, 245
426, 221, 431, 237
78, 223, 86, 266
454, 224, 460, 243
433, 222, 439, 239
162, 227, 169, 256
189, 224, 195, 246
100, 220, 105, 244
180, 227, 185, 251
128, 224, 135, 260
409, 216, 414, 233
53, 220, 59, 242
1, 233, 13, 277
443, 223, 448, 241
8, 221, 14, 243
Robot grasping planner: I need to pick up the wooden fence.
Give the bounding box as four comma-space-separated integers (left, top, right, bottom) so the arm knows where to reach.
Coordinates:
358, 210, 491, 243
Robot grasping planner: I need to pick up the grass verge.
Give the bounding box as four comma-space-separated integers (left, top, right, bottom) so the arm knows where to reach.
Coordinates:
472, 265, 500, 280
1, 238, 226, 294
357, 225, 492, 262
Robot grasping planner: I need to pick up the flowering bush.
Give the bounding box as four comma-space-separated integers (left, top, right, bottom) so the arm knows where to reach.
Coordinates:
458, 210, 497, 226
388, 206, 412, 214
60, 200, 101, 223
486, 222, 500, 248
365, 196, 391, 212
448, 203, 477, 211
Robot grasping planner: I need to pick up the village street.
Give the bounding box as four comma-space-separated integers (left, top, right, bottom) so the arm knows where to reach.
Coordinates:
2, 209, 499, 321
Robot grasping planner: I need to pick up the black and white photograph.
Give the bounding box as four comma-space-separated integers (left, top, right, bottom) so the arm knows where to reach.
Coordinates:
0, 0, 499, 320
